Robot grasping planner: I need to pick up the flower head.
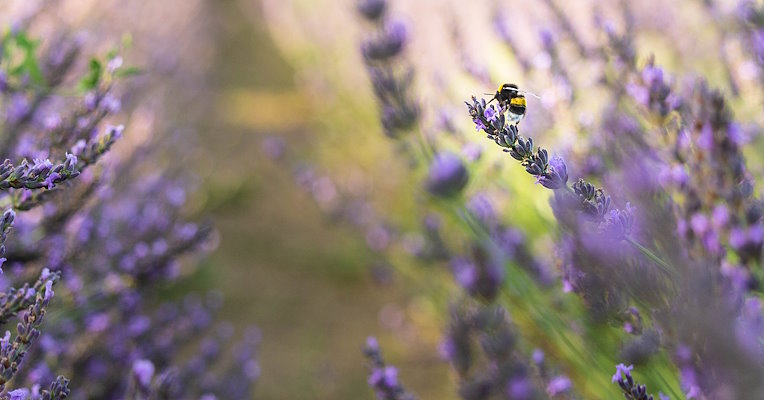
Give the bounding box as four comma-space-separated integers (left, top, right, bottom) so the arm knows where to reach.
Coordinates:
612, 363, 633, 383
538, 155, 568, 190
473, 118, 487, 131
547, 375, 572, 396
132, 359, 155, 388
483, 106, 498, 122
426, 152, 469, 198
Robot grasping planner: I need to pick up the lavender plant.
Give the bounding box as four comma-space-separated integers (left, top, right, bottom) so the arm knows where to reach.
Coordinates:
0, 9, 258, 400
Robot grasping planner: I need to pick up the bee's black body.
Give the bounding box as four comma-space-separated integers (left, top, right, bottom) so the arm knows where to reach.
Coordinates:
490, 83, 528, 124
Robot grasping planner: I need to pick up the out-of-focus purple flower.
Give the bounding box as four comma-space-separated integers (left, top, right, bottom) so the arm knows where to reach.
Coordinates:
461, 142, 482, 162
467, 194, 494, 225
711, 204, 729, 228
369, 366, 398, 388
261, 135, 286, 160
363, 336, 417, 400
452, 258, 478, 289
362, 20, 408, 61
658, 164, 688, 188
507, 377, 534, 400
425, 152, 469, 198
357, 0, 386, 21
736, 298, 764, 355
689, 213, 709, 235
8, 388, 29, 400
546, 375, 572, 396
366, 225, 392, 251
6, 94, 30, 124
642, 64, 664, 86
450, 248, 505, 301
600, 203, 635, 240
626, 83, 650, 106
132, 359, 155, 387
730, 227, 747, 249
532, 349, 544, 365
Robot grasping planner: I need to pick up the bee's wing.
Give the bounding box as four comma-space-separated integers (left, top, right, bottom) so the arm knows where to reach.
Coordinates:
519, 90, 541, 99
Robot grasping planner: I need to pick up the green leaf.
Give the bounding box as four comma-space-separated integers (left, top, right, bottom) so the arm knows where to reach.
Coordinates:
79, 58, 103, 91
5, 31, 44, 85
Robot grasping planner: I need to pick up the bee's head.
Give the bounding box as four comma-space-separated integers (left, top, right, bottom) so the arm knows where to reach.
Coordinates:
501, 83, 520, 96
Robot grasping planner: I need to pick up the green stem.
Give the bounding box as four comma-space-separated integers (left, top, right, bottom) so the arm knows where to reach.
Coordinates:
625, 237, 676, 278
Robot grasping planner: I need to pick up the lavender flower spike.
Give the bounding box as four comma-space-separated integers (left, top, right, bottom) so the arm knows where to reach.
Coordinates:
611, 363, 660, 400
8, 388, 29, 400
612, 363, 634, 383
0, 209, 15, 271
39, 376, 70, 400
0, 270, 60, 392
538, 155, 568, 190
0, 155, 79, 191
363, 337, 417, 400
546, 375, 572, 396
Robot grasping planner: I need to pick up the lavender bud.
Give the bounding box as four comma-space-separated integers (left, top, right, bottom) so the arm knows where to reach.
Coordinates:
425, 152, 469, 198
9, 388, 29, 400
362, 20, 408, 61
538, 155, 568, 190
132, 359, 155, 388
357, 0, 387, 21
546, 375, 572, 396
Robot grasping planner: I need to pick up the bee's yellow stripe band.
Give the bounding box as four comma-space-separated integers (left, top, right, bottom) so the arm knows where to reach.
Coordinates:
510, 97, 526, 107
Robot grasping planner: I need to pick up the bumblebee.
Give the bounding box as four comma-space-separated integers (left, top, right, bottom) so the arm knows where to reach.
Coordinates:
487, 83, 539, 124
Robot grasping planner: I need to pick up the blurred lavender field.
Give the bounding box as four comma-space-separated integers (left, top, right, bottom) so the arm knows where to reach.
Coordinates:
2, 0, 764, 399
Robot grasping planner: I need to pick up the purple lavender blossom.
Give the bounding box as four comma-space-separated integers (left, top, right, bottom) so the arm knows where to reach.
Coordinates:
357, 0, 387, 21
8, 388, 29, 400
483, 106, 498, 122
612, 363, 633, 383
611, 364, 659, 400
362, 20, 408, 61
359, 5, 419, 140
538, 155, 568, 190
363, 336, 417, 400
546, 375, 572, 396
450, 249, 504, 302
132, 359, 155, 388
506, 377, 534, 400
0, 18, 259, 399
473, 118, 487, 131
425, 152, 469, 198
442, 302, 546, 399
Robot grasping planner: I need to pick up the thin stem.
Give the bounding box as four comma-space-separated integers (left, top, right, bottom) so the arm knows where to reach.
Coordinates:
625, 237, 676, 278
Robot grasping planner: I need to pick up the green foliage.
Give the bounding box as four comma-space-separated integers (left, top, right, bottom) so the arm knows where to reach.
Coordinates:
78, 57, 103, 91
1, 29, 44, 85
